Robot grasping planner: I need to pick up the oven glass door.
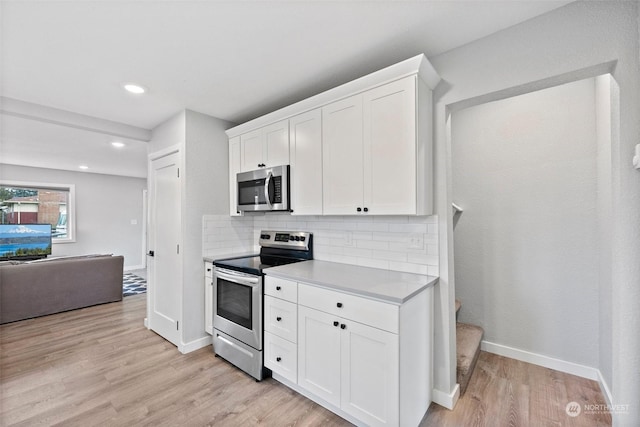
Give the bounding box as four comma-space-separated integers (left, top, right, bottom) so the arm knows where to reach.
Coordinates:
217, 276, 252, 329
213, 267, 263, 350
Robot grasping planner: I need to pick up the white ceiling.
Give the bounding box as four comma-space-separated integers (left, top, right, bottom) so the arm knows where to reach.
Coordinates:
0, 0, 572, 179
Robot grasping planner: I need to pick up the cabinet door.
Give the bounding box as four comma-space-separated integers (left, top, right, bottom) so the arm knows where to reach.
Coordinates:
298, 306, 341, 407
240, 128, 263, 171
290, 109, 323, 215
263, 119, 289, 167
340, 320, 399, 426
322, 95, 364, 215
204, 263, 213, 335
363, 76, 417, 214
229, 136, 242, 216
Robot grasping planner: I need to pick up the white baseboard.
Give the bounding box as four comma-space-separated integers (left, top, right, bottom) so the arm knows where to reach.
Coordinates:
431, 384, 460, 410
481, 340, 598, 380
179, 335, 212, 354
124, 264, 145, 272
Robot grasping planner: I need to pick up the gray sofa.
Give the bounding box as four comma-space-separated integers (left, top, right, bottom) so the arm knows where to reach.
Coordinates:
0, 254, 124, 324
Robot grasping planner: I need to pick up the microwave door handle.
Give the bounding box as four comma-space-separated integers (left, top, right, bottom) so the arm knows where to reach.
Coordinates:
264, 171, 273, 208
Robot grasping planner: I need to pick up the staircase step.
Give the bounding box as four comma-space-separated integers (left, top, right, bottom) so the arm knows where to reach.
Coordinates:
456, 322, 483, 395
455, 299, 461, 318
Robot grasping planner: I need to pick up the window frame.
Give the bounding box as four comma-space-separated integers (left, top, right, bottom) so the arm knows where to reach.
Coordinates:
0, 180, 77, 244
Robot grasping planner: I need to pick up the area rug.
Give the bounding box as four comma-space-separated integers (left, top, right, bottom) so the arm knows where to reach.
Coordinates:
123, 273, 147, 296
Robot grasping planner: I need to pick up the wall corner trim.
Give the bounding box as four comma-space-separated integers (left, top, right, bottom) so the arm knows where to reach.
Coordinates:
178, 335, 213, 354
431, 384, 460, 410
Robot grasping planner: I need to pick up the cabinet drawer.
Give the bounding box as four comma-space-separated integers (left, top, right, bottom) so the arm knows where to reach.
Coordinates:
265, 332, 297, 384
264, 295, 297, 343
264, 276, 298, 302
298, 283, 398, 333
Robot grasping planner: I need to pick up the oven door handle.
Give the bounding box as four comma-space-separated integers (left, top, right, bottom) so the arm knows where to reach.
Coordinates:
264, 171, 273, 209
215, 269, 260, 287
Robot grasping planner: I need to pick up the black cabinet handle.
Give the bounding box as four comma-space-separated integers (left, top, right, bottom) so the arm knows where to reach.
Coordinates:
147, 250, 155, 257
276, 357, 281, 362
356, 207, 362, 212
363, 207, 369, 212
340, 324, 346, 330
276, 317, 282, 322
337, 302, 343, 308
207, 268, 211, 272
333, 321, 339, 327
276, 286, 281, 291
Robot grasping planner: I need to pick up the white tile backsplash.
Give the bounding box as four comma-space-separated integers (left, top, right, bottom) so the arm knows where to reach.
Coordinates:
203, 213, 439, 276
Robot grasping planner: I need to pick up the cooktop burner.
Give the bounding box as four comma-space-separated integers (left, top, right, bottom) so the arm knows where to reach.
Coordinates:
213, 254, 306, 276
213, 230, 313, 276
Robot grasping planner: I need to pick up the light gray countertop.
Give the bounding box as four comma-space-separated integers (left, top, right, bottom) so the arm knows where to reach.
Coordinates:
264, 260, 438, 304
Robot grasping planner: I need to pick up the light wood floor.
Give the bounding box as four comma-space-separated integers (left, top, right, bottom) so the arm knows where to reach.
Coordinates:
0, 294, 611, 427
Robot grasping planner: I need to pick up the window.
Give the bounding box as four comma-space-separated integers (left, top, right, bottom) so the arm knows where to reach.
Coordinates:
0, 181, 76, 243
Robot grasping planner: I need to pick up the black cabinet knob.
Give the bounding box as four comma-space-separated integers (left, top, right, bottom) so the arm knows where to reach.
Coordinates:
333, 321, 339, 327
276, 357, 282, 362
340, 324, 346, 330
276, 286, 281, 291
337, 302, 343, 308
356, 207, 362, 212
363, 207, 369, 212
276, 317, 282, 322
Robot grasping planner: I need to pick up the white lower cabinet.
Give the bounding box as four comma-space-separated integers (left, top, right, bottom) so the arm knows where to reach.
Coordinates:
298, 306, 342, 407
204, 262, 213, 335
298, 306, 399, 426
264, 332, 297, 384
265, 275, 432, 427
340, 317, 399, 426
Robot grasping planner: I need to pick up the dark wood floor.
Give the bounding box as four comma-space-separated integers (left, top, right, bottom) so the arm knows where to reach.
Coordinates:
0, 294, 611, 426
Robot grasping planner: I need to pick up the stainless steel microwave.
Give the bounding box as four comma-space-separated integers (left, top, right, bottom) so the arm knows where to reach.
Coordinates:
236, 165, 290, 212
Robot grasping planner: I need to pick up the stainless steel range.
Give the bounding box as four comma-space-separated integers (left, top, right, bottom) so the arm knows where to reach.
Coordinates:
212, 230, 312, 380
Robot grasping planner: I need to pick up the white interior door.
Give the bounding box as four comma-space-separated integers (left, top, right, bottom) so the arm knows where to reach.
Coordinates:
148, 152, 181, 346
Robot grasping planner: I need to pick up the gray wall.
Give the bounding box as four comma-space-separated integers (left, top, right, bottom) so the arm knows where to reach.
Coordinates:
0, 164, 146, 269
452, 78, 599, 366
431, 1, 640, 419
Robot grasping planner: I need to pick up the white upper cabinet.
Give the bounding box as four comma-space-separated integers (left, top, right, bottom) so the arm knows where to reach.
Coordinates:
323, 76, 429, 215
226, 54, 439, 217
322, 95, 364, 215
363, 76, 417, 215
290, 109, 323, 215
240, 119, 289, 172
228, 136, 242, 216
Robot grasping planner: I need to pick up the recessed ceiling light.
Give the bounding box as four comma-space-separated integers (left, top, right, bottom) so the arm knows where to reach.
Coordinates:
79, 165, 89, 170
123, 83, 146, 94
111, 141, 126, 148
